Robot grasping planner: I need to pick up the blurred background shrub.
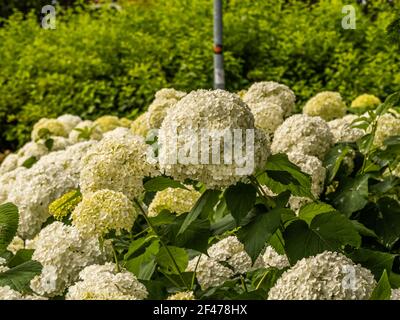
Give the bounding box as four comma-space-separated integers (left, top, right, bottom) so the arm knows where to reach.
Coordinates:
0, 0, 398, 150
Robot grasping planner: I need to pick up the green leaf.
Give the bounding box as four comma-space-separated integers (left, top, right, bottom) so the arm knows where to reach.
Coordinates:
0, 260, 42, 293
148, 211, 176, 226
7, 250, 34, 268
21, 156, 37, 169
284, 212, 361, 264
237, 207, 284, 262
44, 138, 54, 151
143, 176, 189, 192
125, 240, 160, 280
324, 144, 353, 183
156, 246, 188, 275
224, 182, 256, 225
258, 153, 313, 198
298, 202, 336, 225
350, 248, 395, 280
124, 235, 157, 260
373, 198, 400, 249
370, 270, 391, 300
160, 215, 211, 253
331, 175, 370, 217
351, 221, 377, 238
178, 189, 220, 235
0, 203, 19, 254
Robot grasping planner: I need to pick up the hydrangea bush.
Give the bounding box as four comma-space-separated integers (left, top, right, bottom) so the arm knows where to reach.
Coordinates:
0, 84, 400, 300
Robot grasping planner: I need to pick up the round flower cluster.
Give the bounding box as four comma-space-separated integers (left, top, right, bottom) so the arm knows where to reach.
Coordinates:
248, 102, 284, 137
259, 246, 290, 270
271, 114, 334, 160
30, 222, 108, 297
7, 236, 25, 254
80, 128, 157, 199
57, 114, 82, 132
0, 286, 47, 300
71, 189, 137, 238
130, 113, 151, 137
268, 251, 376, 300
303, 92, 346, 121
65, 263, 148, 300
243, 81, 295, 117
351, 94, 381, 110
94, 115, 131, 133
147, 88, 186, 129
373, 113, 400, 147
5, 141, 96, 239
31, 118, 68, 141
328, 114, 365, 144
158, 89, 270, 189
167, 291, 195, 300
148, 186, 201, 217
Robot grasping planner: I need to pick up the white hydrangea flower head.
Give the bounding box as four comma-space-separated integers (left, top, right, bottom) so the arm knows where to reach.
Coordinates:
391, 288, 400, 300
0, 167, 26, 203
0, 257, 9, 273
65, 263, 148, 300
373, 113, 400, 148
158, 89, 270, 189
186, 254, 234, 290
7, 141, 96, 239
57, 114, 82, 133
260, 246, 290, 270
303, 92, 347, 121
68, 120, 103, 144
351, 94, 381, 110
207, 236, 245, 262
271, 114, 333, 160
148, 88, 187, 129
167, 291, 195, 300
71, 189, 137, 238
249, 102, 284, 136
94, 115, 123, 133
131, 112, 151, 137
268, 251, 376, 300
31, 118, 68, 141
328, 114, 365, 144
30, 222, 108, 297
148, 186, 201, 217
287, 152, 326, 197
80, 129, 157, 199
243, 81, 295, 117
0, 286, 23, 300
0, 153, 18, 175
16, 142, 48, 166
7, 236, 25, 254
207, 236, 252, 274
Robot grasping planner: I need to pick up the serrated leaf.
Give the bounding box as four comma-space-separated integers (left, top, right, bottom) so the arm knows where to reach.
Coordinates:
156, 246, 188, 275
224, 182, 256, 225
178, 189, 220, 235
144, 176, 189, 192
298, 202, 336, 225
124, 235, 157, 260
237, 207, 285, 262
7, 249, 34, 268
284, 212, 361, 264
332, 175, 370, 217
370, 270, 391, 300
125, 240, 159, 280
0, 203, 19, 253
0, 260, 42, 293
324, 144, 353, 183
350, 248, 395, 280
258, 153, 313, 198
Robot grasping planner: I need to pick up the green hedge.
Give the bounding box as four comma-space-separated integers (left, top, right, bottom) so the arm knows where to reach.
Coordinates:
0, 0, 398, 149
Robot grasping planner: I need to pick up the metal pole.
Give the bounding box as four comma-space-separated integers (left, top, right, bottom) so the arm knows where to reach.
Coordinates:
213, 0, 225, 89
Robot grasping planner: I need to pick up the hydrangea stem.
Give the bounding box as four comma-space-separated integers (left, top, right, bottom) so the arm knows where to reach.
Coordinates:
133, 198, 190, 291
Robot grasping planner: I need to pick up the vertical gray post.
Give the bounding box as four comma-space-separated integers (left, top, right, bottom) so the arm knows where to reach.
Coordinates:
213, 0, 225, 89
